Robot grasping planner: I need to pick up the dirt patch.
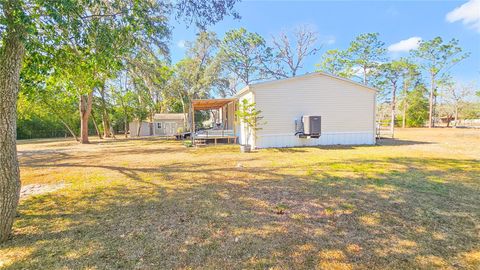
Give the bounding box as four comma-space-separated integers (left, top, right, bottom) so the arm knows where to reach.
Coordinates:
20, 182, 67, 199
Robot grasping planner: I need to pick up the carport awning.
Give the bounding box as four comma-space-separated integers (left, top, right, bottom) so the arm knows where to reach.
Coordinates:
192, 98, 236, 111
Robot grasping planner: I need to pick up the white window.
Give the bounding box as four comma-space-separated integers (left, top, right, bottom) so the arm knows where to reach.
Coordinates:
157, 123, 162, 129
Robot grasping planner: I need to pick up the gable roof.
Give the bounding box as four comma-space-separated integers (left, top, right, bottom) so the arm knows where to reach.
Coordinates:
235, 71, 378, 97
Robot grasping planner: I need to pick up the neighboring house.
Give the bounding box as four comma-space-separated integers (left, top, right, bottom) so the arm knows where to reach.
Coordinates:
235, 72, 377, 148
130, 113, 186, 137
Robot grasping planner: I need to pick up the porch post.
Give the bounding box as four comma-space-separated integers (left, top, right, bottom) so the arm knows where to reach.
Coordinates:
233, 101, 237, 144
191, 103, 195, 145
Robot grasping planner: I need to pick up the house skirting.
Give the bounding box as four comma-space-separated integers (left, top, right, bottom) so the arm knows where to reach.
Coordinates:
255, 132, 375, 148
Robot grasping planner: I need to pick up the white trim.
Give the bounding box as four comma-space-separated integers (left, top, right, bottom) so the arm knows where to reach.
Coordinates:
235, 85, 250, 97
255, 132, 376, 148
259, 131, 376, 137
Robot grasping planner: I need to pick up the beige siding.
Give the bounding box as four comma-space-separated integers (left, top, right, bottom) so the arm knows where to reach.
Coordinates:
129, 121, 150, 137
154, 119, 184, 136
251, 74, 376, 147
236, 91, 255, 146
225, 102, 235, 129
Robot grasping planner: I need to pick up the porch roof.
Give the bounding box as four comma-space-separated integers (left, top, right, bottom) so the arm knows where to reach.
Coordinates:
192, 98, 236, 111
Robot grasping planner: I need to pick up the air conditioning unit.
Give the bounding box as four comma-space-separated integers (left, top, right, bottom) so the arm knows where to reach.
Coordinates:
296, 115, 321, 138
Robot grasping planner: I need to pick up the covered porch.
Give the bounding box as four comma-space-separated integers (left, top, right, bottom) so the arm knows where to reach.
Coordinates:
191, 98, 238, 145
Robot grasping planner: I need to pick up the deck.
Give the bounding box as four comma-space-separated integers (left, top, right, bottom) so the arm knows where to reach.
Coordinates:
194, 129, 237, 145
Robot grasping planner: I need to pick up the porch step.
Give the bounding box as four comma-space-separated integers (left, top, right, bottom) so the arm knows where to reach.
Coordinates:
194, 139, 207, 147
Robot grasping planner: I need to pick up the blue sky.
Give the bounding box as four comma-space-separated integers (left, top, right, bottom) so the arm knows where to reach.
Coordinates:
169, 0, 480, 85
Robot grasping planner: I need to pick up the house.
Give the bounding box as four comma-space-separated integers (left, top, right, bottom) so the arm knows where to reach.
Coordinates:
191, 72, 377, 148
130, 113, 186, 137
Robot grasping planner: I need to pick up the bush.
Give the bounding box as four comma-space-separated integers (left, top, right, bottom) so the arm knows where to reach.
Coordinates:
183, 140, 193, 147
405, 85, 429, 127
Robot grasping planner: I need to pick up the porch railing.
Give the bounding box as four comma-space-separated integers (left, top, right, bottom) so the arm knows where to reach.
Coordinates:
195, 129, 235, 138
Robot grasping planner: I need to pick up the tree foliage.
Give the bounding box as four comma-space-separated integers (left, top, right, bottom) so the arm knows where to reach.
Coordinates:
404, 84, 430, 127
411, 37, 470, 127
220, 28, 269, 86
316, 49, 354, 78
0, 0, 240, 243
347, 33, 387, 85
235, 99, 264, 146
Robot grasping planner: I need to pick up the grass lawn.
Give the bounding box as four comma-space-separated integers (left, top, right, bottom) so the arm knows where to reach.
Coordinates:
1, 128, 479, 269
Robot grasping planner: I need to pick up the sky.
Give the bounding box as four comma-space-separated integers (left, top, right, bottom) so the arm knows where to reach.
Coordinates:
169, 0, 480, 86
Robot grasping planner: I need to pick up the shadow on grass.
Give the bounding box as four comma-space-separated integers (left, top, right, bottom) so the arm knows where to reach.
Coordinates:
2, 156, 479, 269
377, 138, 433, 146
266, 138, 432, 152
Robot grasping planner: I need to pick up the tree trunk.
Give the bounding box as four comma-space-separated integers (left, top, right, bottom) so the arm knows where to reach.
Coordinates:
91, 111, 103, 139
390, 83, 397, 138
363, 66, 367, 85
428, 74, 435, 128
446, 115, 453, 128
402, 80, 408, 129
79, 92, 93, 144
180, 98, 187, 131
0, 25, 25, 243
148, 113, 154, 136
99, 85, 111, 138
454, 106, 458, 127
137, 120, 142, 137
59, 119, 79, 141
124, 117, 128, 138
110, 126, 117, 139
102, 114, 111, 138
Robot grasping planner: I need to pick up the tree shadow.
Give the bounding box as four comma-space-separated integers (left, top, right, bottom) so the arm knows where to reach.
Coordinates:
2, 156, 479, 269
376, 138, 433, 146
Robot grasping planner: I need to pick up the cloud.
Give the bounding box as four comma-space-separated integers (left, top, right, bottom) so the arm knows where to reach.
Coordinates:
320, 35, 336, 45
325, 36, 336, 45
388, 37, 421, 52
446, 0, 480, 33
177, 40, 186, 49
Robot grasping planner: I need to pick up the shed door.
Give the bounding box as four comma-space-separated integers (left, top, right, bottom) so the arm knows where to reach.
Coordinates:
164, 122, 177, 136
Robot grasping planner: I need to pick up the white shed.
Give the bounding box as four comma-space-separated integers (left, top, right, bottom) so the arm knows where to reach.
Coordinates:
236, 72, 377, 148
129, 113, 186, 137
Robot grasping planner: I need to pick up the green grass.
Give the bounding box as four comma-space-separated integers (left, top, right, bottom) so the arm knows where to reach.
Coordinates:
1, 128, 479, 269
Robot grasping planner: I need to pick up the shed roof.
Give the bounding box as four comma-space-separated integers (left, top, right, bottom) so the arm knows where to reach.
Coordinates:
153, 113, 186, 120
192, 98, 236, 111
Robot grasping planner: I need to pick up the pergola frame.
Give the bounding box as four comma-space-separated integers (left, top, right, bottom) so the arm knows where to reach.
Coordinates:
191, 98, 237, 145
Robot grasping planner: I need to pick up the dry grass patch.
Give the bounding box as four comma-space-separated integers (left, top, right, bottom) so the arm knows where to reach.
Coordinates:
0, 128, 479, 269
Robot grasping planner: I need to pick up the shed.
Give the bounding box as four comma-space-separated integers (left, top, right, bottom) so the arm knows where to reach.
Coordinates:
235, 72, 377, 148
129, 113, 186, 137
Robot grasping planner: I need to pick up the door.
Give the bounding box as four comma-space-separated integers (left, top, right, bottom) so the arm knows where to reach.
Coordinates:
163, 122, 177, 136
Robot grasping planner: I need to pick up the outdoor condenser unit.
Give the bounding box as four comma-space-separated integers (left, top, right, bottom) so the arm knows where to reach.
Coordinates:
297, 115, 321, 138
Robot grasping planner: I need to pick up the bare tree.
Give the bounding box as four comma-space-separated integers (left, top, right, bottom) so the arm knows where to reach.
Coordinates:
267, 25, 321, 78
215, 74, 242, 97
441, 82, 475, 126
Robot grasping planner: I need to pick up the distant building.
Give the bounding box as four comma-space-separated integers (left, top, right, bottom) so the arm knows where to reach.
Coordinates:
129, 113, 186, 137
